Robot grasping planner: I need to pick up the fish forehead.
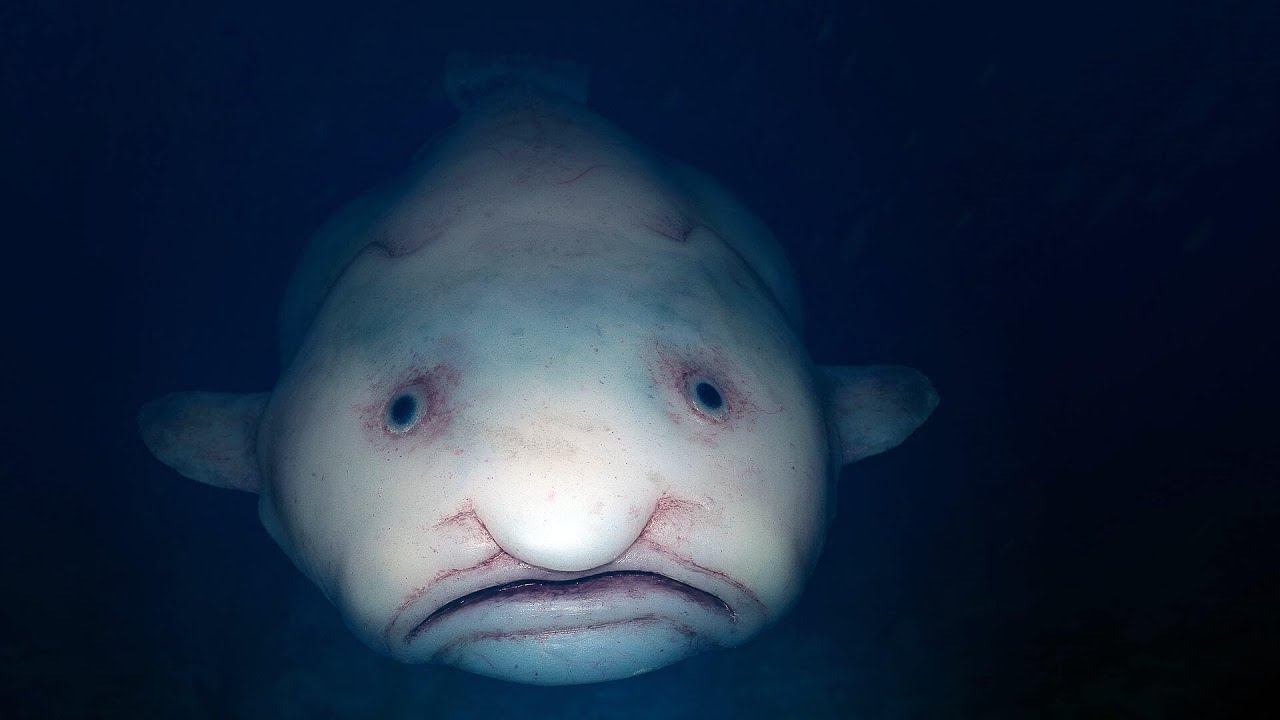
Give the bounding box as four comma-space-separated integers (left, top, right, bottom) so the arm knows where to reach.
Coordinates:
361, 92, 692, 256
276, 89, 791, 366
310, 220, 782, 363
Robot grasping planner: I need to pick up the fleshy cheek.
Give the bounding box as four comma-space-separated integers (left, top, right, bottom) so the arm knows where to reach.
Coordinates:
356, 363, 464, 455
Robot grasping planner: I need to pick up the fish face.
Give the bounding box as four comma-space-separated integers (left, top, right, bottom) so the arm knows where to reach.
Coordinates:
255, 226, 830, 684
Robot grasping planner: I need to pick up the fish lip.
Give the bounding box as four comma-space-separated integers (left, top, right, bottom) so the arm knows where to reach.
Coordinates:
403, 570, 735, 644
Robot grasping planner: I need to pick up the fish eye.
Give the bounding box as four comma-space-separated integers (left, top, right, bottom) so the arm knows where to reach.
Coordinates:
385, 389, 425, 433
686, 375, 727, 419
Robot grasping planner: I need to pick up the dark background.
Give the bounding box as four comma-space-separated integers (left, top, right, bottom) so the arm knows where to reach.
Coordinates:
4, 0, 1277, 717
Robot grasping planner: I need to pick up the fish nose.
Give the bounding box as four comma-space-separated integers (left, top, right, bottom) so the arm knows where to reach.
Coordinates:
473, 463, 658, 572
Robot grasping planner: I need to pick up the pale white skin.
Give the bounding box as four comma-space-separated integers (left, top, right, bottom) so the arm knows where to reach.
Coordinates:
140, 84, 937, 685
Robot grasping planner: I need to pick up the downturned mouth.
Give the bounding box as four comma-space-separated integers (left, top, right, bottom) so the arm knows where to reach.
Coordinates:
405, 570, 734, 642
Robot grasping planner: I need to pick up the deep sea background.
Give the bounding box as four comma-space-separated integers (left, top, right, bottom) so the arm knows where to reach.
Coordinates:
4, 0, 1278, 717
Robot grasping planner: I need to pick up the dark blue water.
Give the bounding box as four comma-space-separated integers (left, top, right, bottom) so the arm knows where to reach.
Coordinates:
5, 1, 1277, 717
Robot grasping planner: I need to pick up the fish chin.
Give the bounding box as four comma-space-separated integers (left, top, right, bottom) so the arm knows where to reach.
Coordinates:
435, 617, 714, 685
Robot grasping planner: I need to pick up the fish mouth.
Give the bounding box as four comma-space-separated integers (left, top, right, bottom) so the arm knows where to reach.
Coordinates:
405, 570, 735, 644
